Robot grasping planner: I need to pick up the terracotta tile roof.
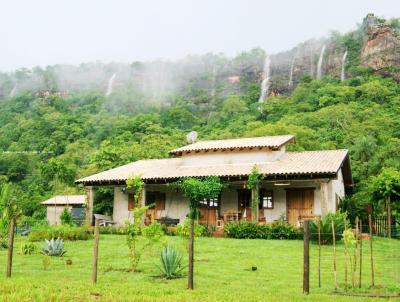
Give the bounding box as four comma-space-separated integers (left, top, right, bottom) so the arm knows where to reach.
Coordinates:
75, 150, 349, 185
41, 195, 86, 205
169, 135, 295, 154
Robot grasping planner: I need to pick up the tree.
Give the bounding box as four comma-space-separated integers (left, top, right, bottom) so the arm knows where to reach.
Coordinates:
368, 168, 400, 238
247, 166, 264, 222
0, 183, 22, 278
174, 176, 223, 289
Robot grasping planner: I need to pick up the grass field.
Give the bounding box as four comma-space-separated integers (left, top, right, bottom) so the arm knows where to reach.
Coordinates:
0, 235, 399, 301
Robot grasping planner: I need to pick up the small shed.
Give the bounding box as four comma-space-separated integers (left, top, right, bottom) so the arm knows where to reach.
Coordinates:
41, 195, 86, 225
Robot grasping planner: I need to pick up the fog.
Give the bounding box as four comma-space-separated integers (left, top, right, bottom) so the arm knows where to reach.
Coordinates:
0, 0, 398, 71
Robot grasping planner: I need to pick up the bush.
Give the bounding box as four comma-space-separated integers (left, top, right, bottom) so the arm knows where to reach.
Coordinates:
224, 220, 301, 240
60, 208, 73, 225
309, 212, 348, 244
98, 226, 127, 235
20, 242, 36, 255
176, 219, 205, 238
29, 225, 93, 242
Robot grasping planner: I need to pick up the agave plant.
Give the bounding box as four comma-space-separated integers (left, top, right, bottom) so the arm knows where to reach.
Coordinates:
20, 242, 36, 255
156, 245, 185, 279
41, 238, 66, 257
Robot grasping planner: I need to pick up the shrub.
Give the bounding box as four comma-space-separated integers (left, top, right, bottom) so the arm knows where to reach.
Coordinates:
60, 208, 73, 225
20, 242, 36, 255
309, 212, 348, 244
98, 226, 127, 235
29, 225, 92, 242
41, 238, 66, 257
156, 245, 185, 279
224, 220, 301, 239
176, 219, 205, 238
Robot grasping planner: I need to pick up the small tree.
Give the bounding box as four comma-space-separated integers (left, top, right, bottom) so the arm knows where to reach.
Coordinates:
247, 165, 264, 222
60, 208, 73, 225
369, 168, 400, 238
0, 183, 22, 278
175, 176, 223, 289
126, 207, 164, 272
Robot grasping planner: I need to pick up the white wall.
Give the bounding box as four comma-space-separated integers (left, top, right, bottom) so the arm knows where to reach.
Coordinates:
180, 147, 286, 166
46, 205, 71, 225
113, 186, 130, 225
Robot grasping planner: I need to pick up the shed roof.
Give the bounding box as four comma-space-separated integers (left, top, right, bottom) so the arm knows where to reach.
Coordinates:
169, 135, 295, 155
76, 150, 351, 185
41, 195, 86, 205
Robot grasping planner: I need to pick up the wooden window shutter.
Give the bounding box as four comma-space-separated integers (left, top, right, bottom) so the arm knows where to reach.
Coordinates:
128, 193, 135, 211
155, 192, 166, 211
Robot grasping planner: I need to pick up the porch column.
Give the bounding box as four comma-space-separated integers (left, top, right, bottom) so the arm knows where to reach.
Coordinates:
320, 181, 329, 216
86, 186, 95, 226
141, 185, 146, 207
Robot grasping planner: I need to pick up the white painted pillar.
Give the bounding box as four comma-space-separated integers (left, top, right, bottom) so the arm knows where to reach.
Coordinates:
320, 182, 329, 217
86, 186, 95, 226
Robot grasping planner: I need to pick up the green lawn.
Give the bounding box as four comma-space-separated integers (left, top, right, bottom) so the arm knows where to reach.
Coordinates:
0, 235, 399, 301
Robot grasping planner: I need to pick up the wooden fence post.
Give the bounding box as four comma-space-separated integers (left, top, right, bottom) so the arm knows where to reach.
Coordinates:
303, 220, 310, 295
188, 218, 194, 290
387, 195, 391, 239
317, 217, 321, 288
368, 215, 375, 287
332, 220, 337, 291
92, 219, 100, 284
6, 218, 16, 278
359, 218, 362, 288
353, 217, 359, 288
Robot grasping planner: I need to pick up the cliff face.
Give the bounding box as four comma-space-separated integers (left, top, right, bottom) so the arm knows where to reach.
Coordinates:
360, 20, 400, 81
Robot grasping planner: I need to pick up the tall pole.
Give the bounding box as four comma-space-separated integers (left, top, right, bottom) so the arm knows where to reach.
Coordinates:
188, 218, 194, 289
332, 221, 337, 291
359, 219, 363, 288
369, 215, 375, 287
6, 218, 16, 278
318, 217, 321, 288
92, 219, 100, 284
303, 220, 310, 295
387, 195, 391, 238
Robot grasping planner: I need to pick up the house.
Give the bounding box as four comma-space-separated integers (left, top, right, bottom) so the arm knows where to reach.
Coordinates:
41, 195, 86, 225
75, 135, 353, 227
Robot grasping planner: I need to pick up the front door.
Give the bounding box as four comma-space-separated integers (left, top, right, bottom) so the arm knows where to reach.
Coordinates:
199, 198, 219, 226
237, 189, 252, 220
286, 189, 314, 225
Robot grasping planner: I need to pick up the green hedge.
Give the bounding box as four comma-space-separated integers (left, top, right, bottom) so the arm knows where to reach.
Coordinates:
224, 220, 302, 240
29, 225, 93, 241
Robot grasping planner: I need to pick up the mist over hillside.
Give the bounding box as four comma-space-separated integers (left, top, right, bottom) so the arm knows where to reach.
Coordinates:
0, 14, 399, 114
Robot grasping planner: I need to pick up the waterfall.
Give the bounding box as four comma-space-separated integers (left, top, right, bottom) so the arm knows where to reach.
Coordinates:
105, 73, 117, 96
288, 57, 295, 89
341, 50, 348, 81
317, 45, 326, 80
258, 56, 271, 103
9, 84, 17, 97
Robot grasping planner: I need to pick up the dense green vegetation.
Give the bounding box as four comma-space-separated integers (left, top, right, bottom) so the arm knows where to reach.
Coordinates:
0, 235, 398, 301
0, 66, 399, 223
0, 16, 399, 225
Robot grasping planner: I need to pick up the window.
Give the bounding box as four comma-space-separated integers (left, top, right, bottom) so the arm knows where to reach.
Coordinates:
260, 189, 273, 209
199, 197, 219, 208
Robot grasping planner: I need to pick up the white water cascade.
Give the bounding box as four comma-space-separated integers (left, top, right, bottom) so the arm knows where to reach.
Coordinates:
316, 45, 326, 80
105, 73, 117, 96
288, 57, 295, 89
9, 84, 17, 97
341, 50, 348, 81
258, 56, 271, 103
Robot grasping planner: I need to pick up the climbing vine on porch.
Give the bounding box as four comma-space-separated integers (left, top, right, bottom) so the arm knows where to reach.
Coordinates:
247, 165, 264, 222
126, 175, 144, 207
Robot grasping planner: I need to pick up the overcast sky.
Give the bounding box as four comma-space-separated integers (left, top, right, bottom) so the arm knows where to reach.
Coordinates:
0, 0, 398, 71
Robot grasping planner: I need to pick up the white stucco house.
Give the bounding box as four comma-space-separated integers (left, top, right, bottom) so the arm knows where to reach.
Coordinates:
75, 135, 353, 227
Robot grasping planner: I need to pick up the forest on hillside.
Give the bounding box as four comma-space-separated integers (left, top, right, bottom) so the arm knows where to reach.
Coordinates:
0, 14, 399, 223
